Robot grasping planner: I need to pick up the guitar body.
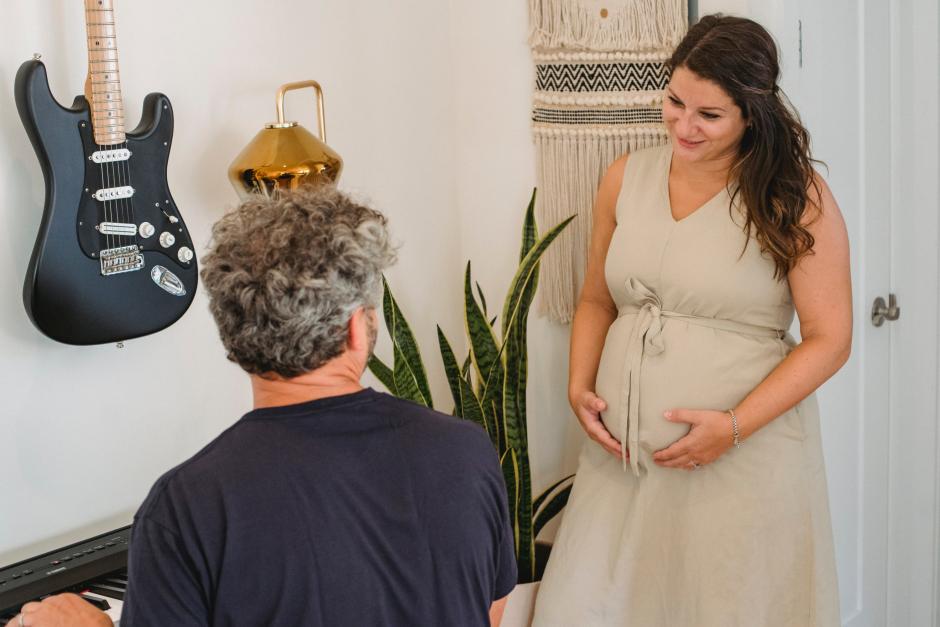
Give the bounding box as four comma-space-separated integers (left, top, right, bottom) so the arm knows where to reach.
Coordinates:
16, 59, 196, 345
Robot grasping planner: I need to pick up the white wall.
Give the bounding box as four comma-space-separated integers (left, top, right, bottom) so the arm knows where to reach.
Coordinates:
0, 0, 464, 564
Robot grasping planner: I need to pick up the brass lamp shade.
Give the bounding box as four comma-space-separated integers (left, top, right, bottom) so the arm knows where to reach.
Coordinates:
228, 80, 343, 198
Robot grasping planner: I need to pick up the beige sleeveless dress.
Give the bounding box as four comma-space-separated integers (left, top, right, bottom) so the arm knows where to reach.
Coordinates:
532, 145, 840, 627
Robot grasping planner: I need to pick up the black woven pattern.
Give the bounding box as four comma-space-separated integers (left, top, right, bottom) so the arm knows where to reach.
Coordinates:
532, 107, 663, 125
536, 62, 669, 93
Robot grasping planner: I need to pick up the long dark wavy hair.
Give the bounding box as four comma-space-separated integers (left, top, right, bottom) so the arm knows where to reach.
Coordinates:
667, 14, 822, 279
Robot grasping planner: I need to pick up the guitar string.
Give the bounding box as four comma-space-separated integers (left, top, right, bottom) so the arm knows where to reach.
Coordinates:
99, 139, 111, 253
100, 25, 126, 248
105, 140, 115, 246
107, 14, 132, 251
88, 16, 108, 254
122, 139, 138, 252
92, 20, 115, 255
94, 19, 120, 252
108, 138, 125, 247
111, 30, 134, 251
115, 140, 128, 247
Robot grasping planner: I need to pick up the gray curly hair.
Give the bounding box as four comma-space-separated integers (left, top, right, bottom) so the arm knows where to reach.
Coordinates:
201, 185, 396, 378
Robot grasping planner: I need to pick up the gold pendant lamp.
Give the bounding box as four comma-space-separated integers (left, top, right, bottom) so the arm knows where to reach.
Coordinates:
228, 80, 343, 198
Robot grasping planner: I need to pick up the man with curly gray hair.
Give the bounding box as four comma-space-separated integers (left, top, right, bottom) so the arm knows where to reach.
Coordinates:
201, 185, 395, 379
16, 186, 515, 627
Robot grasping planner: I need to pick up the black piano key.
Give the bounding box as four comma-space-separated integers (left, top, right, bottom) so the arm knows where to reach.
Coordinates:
86, 584, 124, 601
79, 593, 111, 612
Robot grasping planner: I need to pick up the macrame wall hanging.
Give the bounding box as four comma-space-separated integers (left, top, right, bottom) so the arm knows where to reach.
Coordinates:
529, 0, 688, 322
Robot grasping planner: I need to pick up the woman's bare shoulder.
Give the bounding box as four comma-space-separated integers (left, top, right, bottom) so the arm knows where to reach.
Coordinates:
595, 154, 631, 220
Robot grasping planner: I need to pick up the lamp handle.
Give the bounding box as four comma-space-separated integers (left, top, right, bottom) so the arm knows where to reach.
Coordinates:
275, 80, 328, 142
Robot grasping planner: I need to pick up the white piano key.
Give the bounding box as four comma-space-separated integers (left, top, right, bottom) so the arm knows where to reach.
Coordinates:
82, 592, 122, 625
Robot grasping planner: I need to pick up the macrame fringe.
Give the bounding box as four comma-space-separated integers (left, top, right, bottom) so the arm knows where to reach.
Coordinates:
535, 129, 669, 322
529, 0, 688, 52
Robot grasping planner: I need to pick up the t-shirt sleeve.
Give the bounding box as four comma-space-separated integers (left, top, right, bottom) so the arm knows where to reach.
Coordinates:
120, 516, 208, 627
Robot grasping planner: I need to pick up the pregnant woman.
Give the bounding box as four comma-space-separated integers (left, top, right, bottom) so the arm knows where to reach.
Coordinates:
533, 15, 851, 627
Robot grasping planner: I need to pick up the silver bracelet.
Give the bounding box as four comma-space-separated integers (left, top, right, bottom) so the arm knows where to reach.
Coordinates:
728, 409, 741, 448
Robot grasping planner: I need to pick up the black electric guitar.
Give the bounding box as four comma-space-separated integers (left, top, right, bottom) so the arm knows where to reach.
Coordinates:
15, 0, 196, 345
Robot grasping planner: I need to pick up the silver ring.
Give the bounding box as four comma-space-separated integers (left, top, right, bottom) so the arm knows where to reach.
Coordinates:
19, 612, 25, 627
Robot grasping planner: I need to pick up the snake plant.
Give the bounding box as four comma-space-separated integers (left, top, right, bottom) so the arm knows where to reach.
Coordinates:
368, 189, 575, 583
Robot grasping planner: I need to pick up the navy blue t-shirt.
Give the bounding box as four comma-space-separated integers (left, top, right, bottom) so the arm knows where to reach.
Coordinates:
120, 389, 517, 626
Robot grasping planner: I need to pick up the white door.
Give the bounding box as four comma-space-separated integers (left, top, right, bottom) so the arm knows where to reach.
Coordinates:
787, 2, 890, 624
767, 1, 939, 625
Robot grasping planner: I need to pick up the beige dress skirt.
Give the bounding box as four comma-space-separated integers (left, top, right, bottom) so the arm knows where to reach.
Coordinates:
532, 145, 840, 627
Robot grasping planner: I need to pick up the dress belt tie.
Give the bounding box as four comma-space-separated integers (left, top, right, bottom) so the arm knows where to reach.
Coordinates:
615, 277, 786, 476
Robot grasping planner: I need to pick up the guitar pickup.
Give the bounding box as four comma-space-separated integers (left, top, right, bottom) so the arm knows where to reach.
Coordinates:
97, 222, 137, 236
90, 148, 131, 164
93, 186, 134, 202
99, 245, 144, 276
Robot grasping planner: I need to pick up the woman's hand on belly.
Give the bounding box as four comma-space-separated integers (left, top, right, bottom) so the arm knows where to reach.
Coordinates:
651, 409, 734, 470
571, 389, 625, 460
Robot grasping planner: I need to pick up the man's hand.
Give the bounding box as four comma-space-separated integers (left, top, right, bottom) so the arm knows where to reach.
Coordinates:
13, 593, 113, 627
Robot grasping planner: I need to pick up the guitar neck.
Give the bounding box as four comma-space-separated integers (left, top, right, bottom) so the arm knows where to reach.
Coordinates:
84, 0, 126, 145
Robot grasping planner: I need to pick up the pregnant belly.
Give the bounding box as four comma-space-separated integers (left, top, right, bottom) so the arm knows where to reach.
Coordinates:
595, 316, 791, 456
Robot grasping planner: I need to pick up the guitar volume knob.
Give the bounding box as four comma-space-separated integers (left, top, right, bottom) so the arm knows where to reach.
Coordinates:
138, 222, 155, 238
177, 246, 194, 263
159, 232, 176, 248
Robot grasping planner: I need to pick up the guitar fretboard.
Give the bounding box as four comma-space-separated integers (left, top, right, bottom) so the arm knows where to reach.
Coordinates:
84, 0, 125, 145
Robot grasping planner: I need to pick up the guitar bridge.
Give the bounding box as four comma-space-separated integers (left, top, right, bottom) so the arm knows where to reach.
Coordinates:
99, 245, 144, 276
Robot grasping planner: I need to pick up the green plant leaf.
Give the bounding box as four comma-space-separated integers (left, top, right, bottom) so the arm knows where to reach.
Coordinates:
520, 188, 538, 263
437, 326, 463, 415
501, 215, 575, 339
500, 252, 541, 450
464, 262, 504, 405
500, 214, 572, 453
458, 375, 491, 437
476, 282, 488, 318
481, 367, 508, 455
500, 448, 521, 562
392, 342, 429, 406
367, 355, 396, 394
533, 483, 574, 539
502, 325, 527, 451
515, 270, 538, 431
381, 275, 395, 333
532, 474, 575, 515
382, 277, 433, 408
515, 450, 535, 583
487, 398, 504, 457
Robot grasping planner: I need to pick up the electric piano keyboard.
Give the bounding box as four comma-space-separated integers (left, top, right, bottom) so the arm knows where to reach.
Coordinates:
0, 527, 130, 625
